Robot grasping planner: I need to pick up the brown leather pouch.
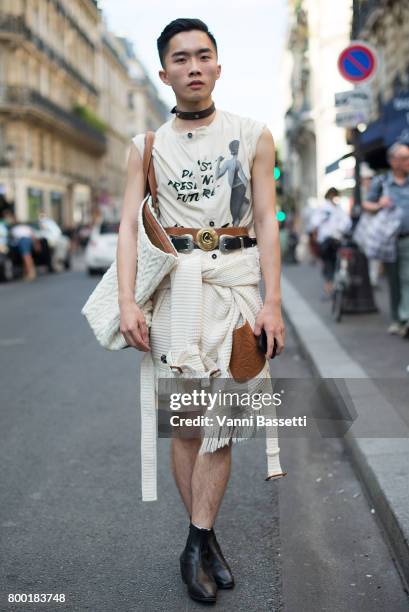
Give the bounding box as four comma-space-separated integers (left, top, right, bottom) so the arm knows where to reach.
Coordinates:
142, 200, 177, 255
229, 320, 267, 383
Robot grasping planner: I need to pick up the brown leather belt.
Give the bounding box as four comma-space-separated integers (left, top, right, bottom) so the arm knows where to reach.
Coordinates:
164, 227, 249, 238
164, 226, 254, 252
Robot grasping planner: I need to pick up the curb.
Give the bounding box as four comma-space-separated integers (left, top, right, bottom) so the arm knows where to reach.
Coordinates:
281, 274, 409, 589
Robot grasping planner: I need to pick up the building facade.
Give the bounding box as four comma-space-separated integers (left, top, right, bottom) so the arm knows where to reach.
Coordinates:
282, 1, 317, 215
353, 0, 409, 168
96, 29, 130, 221
120, 37, 169, 139
283, 0, 354, 221
0, 0, 168, 225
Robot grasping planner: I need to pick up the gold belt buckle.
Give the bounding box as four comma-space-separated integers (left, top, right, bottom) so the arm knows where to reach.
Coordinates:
195, 227, 219, 251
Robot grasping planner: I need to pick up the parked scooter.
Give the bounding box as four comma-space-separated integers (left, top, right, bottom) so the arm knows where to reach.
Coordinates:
331, 230, 378, 322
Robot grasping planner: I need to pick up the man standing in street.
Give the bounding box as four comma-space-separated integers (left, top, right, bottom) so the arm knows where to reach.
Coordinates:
310, 187, 351, 300
116, 18, 285, 604
362, 142, 409, 337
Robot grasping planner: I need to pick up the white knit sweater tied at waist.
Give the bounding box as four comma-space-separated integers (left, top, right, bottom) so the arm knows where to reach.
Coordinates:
139, 246, 283, 501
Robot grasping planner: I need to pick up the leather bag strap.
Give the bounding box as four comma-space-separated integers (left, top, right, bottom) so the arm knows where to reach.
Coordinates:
143, 131, 158, 213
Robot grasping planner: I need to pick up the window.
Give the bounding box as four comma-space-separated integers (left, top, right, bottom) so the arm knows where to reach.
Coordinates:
46, 200, 64, 229
27, 188, 43, 220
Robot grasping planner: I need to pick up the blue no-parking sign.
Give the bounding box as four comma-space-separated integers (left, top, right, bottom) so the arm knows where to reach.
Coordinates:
338, 41, 378, 84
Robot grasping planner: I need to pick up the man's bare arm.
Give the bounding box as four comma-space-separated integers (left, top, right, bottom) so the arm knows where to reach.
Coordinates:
116, 143, 150, 351
362, 199, 389, 213
362, 177, 391, 212
251, 127, 285, 356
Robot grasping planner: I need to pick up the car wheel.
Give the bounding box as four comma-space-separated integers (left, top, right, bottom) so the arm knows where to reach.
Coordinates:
47, 250, 56, 272
64, 255, 71, 270
87, 267, 99, 276
49, 251, 63, 273
0, 259, 14, 282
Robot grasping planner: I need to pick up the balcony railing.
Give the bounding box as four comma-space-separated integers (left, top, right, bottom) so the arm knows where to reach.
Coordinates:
0, 85, 106, 153
0, 14, 98, 97
49, 0, 96, 50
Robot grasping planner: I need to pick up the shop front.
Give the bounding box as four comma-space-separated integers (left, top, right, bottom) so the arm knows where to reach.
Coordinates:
359, 85, 409, 169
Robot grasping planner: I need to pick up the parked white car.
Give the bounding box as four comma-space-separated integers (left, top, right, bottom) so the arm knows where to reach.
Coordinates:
85, 220, 120, 275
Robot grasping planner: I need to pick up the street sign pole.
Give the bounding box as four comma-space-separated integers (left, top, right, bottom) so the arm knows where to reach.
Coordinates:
352, 128, 362, 223
335, 42, 379, 315
337, 42, 378, 219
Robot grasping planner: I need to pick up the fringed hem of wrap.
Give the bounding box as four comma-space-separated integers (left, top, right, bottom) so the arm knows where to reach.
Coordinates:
140, 354, 286, 502
196, 359, 285, 480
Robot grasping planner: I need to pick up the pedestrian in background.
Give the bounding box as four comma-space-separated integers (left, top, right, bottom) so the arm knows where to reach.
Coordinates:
0, 207, 8, 252
362, 142, 409, 337
0, 184, 11, 217
302, 199, 321, 265
2, 208, 37, 281
360, 163, 382, 288
311, 187, 352, 300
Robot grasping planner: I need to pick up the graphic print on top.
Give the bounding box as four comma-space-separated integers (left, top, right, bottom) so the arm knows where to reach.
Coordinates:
131, 110, 267, 234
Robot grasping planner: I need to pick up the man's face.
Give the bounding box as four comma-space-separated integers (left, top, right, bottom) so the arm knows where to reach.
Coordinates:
397, 145, 409, 175
390, 144, 409, 175
159, 30, 221, 103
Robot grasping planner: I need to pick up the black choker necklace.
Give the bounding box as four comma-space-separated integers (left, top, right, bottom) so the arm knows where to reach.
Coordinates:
171, 102, 215, 120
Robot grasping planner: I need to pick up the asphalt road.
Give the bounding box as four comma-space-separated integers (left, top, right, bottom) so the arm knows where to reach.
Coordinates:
0, 261, 408, 611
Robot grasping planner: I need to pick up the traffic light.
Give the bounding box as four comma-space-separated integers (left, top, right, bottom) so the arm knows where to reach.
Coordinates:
276, 210, 286, 222
274, 155, 283, 195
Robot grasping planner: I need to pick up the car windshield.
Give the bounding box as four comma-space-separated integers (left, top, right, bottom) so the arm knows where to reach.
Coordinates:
100, 222, 120, 234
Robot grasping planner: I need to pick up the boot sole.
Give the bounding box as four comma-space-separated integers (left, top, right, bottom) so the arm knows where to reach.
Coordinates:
181, 565, 235, 590
189, 593, 217, 604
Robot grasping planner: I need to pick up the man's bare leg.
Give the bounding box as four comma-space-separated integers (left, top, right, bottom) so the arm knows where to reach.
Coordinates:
191, 442, 232, 529
171, 437, 202, 516
176, 439, 235, 596
22, 253, 36, 280
171, 438, 232, 526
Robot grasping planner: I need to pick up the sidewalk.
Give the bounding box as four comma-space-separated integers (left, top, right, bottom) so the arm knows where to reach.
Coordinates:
281, 260, 409, 587
284, 260, 409, 379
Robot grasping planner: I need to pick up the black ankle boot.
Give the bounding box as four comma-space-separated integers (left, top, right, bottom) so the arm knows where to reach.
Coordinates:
207, 528, 235, 589
180, 523, 217, 603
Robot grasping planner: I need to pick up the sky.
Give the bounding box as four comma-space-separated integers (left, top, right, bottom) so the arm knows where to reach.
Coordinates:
98, 0, 289, 141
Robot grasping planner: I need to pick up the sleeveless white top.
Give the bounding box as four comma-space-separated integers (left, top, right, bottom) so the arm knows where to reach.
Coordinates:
131, 110, 285, 501
131, 109, 267, 238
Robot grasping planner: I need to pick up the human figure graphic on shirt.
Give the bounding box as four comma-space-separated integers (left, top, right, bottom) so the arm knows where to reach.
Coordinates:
215, 139, 249, 225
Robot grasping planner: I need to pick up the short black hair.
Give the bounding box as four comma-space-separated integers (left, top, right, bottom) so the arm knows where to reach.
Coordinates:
157, 18, 217, 67
325, 187, 339, 200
